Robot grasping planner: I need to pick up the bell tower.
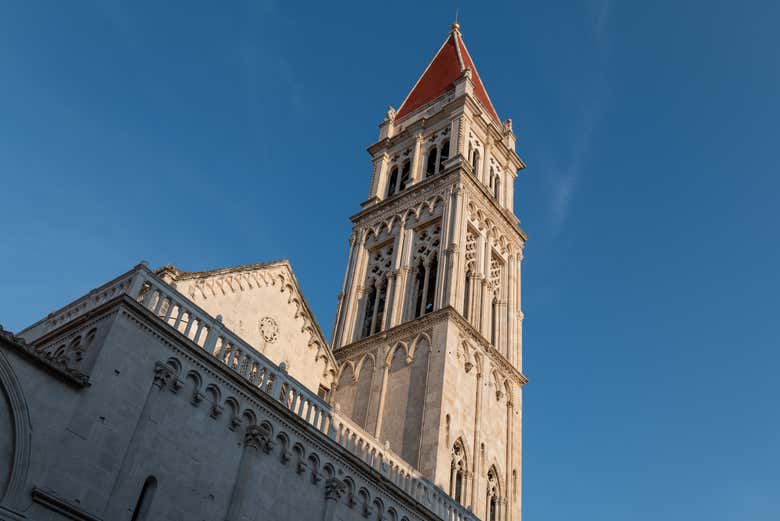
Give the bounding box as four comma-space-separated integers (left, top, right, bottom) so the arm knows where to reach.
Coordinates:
331, 24, 527, 521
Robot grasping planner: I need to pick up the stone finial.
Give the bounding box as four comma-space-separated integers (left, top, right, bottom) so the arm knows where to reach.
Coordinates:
462, 67, 472, 80
384, 106, 396, 122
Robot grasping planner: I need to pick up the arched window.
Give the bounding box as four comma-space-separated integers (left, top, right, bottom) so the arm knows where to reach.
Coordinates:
374, 283, 386, 334
491, 295, 498, 346
131, 476, 157, 521
399, 161, 411, 191
362, 281, 388, 338
361, 284, 377, 338
486, 467, 500, 521
463, 269, 472, 320
426, 147, 438, 177
438, 140, 450, 172
413, 261, 426, 319
493, 175, 501, 201
386, 167, 399, 198
450, 439, 467, 504
472, 149, 481, 178
424, 253, 438, 314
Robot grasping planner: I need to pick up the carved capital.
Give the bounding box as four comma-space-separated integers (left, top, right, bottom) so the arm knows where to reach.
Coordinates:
191, 391, 205, 407
324, 477, 346, 501
209, 403, 223, 419
153, 361, 177, 390
244, 424, 273, 453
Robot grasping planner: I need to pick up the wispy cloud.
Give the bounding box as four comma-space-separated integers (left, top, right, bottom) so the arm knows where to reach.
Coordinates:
233, 1, 305, 122
548, 100, 603, 238
547, 0, 611, 239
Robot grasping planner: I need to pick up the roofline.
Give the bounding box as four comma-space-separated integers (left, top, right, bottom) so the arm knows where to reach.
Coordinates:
158, 260, 337, 368
396, 31, 457, 120
454, 30, 501, 125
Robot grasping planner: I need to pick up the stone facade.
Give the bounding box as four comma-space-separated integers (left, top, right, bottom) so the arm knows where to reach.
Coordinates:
0, 265, 476, 521
0, 24, 527, 521
331, 24, 526, 521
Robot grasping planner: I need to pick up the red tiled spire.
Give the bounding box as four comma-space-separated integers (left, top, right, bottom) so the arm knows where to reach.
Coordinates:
395, 24, 501, 124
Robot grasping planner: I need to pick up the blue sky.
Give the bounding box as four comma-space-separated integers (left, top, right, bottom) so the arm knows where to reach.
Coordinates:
1, 1, 779, 520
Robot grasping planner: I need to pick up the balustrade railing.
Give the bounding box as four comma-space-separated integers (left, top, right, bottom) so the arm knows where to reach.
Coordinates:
18, 263, 478, 521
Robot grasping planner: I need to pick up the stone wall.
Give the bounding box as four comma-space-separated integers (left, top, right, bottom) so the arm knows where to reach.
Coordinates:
0, 291, 476, 521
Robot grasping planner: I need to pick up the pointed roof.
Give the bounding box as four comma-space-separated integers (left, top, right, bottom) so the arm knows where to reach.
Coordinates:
395, 24, 501, 124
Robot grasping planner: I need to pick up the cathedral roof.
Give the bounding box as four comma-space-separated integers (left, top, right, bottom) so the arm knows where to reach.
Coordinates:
395, 24, 501, 124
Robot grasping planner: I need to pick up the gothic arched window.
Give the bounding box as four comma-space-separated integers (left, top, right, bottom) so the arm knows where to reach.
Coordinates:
413, 261, 426, 319
439, 140, 450, 172
494, 175, 501, 201
450, 439, 467, 504
361, 284, 377, 338
472, 149, 481, 178
362, 281, 388, 338
374, 283, 387, 334
463, 269, 472, 320
387, 167, 399, 198
491, 295, 498, 346
424, 253, 438, 314
486, 467, 500, 521
426, 147, 438, 178
399, 161, 411, 191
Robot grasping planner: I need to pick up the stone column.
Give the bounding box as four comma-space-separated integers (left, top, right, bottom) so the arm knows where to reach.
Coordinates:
373, 362, 391, 439
441, 184, 464, 308
507, 171, 515, 212
411, 132, 425, 183
105, 362, 182, 519
332, 232, 358, 345
370, 152, 390, 199
321, 478, 346, 521
225, 424, 273, 521
504, 397, 513, 521
388, 219, 410, 327
482, 140, 492, 185
435, 187, 453, 309
505, 253, 514, 365
381, 272, 395, 331
470, 369, 483, 509
342, 229, 369, 344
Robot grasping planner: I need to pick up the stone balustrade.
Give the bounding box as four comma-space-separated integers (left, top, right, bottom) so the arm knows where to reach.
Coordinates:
18, 263, 478, 521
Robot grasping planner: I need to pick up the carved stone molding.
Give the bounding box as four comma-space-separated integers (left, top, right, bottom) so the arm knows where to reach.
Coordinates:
0, 347, 31, 513
325, 478, 347, 501
31, 487, 102, 521
0, 325, 90, 388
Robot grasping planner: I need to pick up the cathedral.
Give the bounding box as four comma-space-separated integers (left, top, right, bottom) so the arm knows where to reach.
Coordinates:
0, 23, 527, 521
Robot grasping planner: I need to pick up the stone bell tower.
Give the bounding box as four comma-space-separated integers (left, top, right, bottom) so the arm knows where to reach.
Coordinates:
331, 24, 528, 521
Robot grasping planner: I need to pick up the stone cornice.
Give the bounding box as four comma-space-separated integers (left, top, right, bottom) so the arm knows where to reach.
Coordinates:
446, 307, 528, 386
349, 168, 458, 226
160, 260, 337, 371
0, 324, 91, 388
332, 307, 447, 362
116, 296, 469, 521
334, 307, 527, 387
462, 173, 527, 243
32, 486, 102, 521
